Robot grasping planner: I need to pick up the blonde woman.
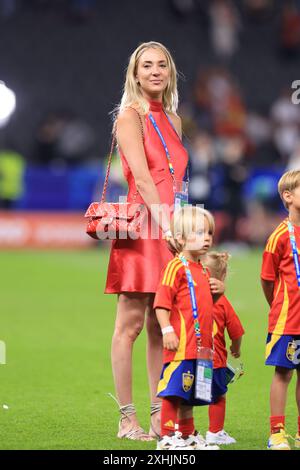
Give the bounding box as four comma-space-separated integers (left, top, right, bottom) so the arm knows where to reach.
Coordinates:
105, 42, 188, 440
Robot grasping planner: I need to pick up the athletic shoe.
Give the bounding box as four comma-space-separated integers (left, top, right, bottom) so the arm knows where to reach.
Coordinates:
294, 433, 300, 449
156, 432, 194, 450
184, 431, 220, 450
156, 434, 175, 450
267, 429, 291, 450
206, 429, 236, 446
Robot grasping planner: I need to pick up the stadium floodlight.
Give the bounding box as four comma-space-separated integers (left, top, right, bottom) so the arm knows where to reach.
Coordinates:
0, 81, 16, 128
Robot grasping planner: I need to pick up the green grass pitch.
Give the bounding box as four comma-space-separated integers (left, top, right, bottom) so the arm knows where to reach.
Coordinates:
0, 248, 299, 450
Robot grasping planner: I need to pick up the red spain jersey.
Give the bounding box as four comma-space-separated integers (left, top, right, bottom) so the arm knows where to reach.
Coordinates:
261, 218, 300, 335
212, 295, 245, 369
154, 256, 214, 364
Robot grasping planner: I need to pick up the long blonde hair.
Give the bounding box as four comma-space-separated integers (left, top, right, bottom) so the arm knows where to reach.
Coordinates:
116, 41, 179, 116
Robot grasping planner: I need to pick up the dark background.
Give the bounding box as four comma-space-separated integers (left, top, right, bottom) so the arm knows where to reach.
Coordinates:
0, 0, 298, 157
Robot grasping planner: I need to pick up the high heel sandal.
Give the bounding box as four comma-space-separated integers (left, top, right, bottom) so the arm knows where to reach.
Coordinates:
149, 401, 161, 439
108, 393, 154, 441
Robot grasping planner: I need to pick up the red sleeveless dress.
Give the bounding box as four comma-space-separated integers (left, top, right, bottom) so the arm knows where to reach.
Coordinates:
105, 100, 188, 293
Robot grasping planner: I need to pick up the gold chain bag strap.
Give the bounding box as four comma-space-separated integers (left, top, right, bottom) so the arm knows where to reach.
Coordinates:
84, 108, 148, 241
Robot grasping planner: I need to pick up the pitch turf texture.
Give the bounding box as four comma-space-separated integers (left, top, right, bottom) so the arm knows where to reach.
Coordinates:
0, 249, 299, 450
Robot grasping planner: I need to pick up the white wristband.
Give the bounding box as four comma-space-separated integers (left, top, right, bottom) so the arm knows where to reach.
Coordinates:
162, 326, 174, 335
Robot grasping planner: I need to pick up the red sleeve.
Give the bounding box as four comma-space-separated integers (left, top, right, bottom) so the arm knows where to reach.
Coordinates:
154, 262, 184, 311
261, 232, 285, 281
261, 251, 280, 281
223, 297, 245, 340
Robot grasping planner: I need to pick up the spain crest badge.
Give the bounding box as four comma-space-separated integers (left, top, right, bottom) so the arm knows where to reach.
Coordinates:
182, 371, 194, 392
286, 341, 297, 362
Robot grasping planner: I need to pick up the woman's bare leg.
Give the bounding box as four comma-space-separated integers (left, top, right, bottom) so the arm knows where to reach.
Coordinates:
111, 292, 149, 436
145, 296, 163, 435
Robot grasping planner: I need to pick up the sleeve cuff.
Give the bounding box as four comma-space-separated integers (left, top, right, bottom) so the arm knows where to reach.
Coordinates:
230, 331, 245, 340
261, 274, 276, 281
153, 302, 172, 311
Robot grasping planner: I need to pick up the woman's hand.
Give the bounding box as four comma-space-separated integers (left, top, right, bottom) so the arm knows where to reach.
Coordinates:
165, 236, 177, 254
163, 229, 178, 255
209, 278, 225, 295
163, 332, 179, 351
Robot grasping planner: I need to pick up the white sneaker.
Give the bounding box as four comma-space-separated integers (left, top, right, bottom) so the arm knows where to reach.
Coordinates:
170, 431, 194, 450
156, 434, 174, 450
206, 430, 236, 445
156, 432, 194, 450
185, 431, 220, 450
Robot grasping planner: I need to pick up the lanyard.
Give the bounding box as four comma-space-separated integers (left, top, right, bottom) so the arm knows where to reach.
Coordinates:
178, 254, 201, 343
149, 113, 176, 182
287, 221, 300, 288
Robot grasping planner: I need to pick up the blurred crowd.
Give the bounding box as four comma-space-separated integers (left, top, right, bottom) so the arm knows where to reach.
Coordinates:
171, 0, 300, 60
33, 110, 96, 167
179, 67, 300, 242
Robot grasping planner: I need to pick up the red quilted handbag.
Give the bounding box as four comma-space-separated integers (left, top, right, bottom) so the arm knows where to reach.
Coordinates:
85, 110, 147, 240
85, 201, 147, 240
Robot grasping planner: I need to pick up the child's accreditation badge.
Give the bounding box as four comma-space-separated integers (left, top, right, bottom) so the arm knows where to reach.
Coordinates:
174, 180, 189, 210
195, 357, 213, 402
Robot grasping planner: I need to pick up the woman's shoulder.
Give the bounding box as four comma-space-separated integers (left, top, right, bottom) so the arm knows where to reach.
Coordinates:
118, 102, 145, 118
117, 102, 146, 123
116, 106, 145, 136
117, 106, 140, 122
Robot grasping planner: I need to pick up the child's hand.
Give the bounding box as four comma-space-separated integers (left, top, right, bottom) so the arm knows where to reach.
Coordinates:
209, 278, 225, 295
163, 332, 179, 351
230, 344, 241, 358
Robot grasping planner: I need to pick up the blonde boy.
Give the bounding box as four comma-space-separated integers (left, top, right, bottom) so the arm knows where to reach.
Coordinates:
261, 170, 300, 450
154, 206, 223, 450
